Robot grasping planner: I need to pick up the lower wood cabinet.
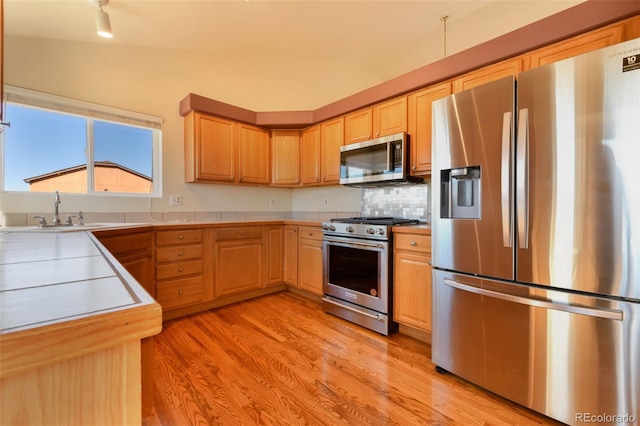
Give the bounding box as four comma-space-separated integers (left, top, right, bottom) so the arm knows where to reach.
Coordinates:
155, 228, 211, 311
265, 225, 284, 286
214, 226, 264, 297
283, 225, 299, 285
297, 226, 324, 296
93, 227, 155, 298
393, 232, 432, 333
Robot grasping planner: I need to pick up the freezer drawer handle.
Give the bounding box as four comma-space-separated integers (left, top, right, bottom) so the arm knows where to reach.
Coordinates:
322, 297, 384, 321
443, 278, 623, 321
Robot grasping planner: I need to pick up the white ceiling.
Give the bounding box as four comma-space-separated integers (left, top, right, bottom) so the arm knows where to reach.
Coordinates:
5, 0, 586, 85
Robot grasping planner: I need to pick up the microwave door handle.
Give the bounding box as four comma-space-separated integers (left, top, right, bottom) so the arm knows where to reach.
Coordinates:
386, 143, 393, 172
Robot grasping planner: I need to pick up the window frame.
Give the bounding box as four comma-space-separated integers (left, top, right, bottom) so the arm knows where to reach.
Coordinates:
1, 85, 163, 197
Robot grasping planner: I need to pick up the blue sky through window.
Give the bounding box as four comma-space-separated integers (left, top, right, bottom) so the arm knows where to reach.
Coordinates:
3, 103, 153, 192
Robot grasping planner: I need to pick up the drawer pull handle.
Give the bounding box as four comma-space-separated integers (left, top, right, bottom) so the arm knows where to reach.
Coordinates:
309, 232, 313, 236
178, 267, 184, 272
410, 241, 417, 246
239, 232, 244, 236
178, 251, 184, 256
178, 235, 184, 239
178, 290, 184, 296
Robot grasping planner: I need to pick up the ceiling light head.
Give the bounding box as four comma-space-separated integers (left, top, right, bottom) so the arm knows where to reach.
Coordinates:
89, 0, 113, 39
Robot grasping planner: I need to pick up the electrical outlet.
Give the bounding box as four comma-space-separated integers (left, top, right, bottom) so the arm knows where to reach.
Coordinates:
323, 198, 329, 207
269, 199, 275, 207
169, 194, 183, 206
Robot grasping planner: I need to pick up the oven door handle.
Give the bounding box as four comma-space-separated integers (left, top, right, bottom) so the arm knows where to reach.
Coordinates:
322, 297, 385, 321
323, 238, 385, 249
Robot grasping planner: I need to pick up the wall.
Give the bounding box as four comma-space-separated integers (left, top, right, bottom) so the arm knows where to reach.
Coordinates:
0, 36, 364, 223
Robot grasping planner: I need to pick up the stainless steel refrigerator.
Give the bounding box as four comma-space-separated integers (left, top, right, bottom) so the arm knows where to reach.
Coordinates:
431, 38, 639, 425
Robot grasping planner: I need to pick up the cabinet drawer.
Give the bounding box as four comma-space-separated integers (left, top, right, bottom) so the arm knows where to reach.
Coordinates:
156, 276, 203, 310
156, 229, 203, 246
156, 260, 203, 281
395, 234, 431, 254
298, 226, 322, 241
156, 245, 203, 262
215, 226, 263, 240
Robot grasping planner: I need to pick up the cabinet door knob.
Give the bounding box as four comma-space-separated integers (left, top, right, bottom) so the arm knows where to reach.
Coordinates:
178, 235, 184, 239
178, 290, 184, 295
410, 241, 417, 246
178, 267, 184, 272
178, 251, 184, 256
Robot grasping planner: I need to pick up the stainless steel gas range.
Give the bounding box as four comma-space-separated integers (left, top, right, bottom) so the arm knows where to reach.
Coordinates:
321, 216, 419, 335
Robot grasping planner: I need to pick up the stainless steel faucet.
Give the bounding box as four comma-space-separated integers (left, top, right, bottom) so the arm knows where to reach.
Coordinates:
53, 190, 62, 225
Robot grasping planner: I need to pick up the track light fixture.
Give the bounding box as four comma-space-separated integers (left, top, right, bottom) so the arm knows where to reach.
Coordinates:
90, 0, 113, 39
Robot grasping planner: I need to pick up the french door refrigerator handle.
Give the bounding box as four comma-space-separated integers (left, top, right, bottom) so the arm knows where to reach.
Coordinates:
443, 279, 623, 321
516, 108, 530, 249
501, 112, 512, 248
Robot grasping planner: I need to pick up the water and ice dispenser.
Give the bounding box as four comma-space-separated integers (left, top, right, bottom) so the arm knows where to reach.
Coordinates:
440, 166, 481, 219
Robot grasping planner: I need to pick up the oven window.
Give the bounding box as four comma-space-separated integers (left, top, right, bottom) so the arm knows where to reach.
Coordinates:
328, 245, 380, 297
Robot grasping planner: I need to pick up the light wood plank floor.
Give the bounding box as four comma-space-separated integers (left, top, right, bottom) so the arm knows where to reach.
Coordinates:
143, 291, 561, 425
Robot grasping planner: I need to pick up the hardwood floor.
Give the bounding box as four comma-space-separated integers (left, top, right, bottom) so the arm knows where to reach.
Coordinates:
143, 291, 561, 425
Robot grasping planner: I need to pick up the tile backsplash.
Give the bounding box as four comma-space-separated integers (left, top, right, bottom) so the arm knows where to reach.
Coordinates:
360, 183, 429, 222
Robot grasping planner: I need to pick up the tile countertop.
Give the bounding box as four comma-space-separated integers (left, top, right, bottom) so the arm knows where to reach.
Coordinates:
0, 229, 162, 379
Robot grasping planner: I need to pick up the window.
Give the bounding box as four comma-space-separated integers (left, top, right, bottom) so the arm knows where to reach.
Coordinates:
1, 86, 162, 196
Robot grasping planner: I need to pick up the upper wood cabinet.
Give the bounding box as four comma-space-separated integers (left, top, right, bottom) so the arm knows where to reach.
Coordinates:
185, 112, 269, 185
271, 130, 300, 186
344, 96, 407, 144
238, 123, 270, 185
527, 25, 624, 69
300, 125, 321, 185
453, 57, 525, 93
373, 96, 407, 138
185, 112, 236, 183
344, 107, 372, 144
320, 116, 344, 184
407, 82, 451, 176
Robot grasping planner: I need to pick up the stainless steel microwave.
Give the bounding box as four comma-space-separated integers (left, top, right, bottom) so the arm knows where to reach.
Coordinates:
339, 132, 423, 187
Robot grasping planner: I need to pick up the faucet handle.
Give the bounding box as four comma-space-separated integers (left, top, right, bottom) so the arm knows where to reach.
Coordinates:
66, 215, 77, 225
77, 211, 84, 226
33, 215, 47, 228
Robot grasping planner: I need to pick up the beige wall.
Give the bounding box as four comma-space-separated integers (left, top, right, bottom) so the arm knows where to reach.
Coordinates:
0, 0, 582, 218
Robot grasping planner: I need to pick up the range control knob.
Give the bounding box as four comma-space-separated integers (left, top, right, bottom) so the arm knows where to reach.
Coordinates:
322, 224, 329, 230
346, 226, 355, 233
376, 228, 385, 235
330, 225, 336, 231
367, 227, 375, 234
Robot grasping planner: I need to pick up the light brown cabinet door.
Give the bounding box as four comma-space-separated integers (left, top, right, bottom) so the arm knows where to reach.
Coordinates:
185, 112, 236, 183
265, 225, 284, 286
238, 123, 270, 184
298, 228, 323, 295
393, 250, 432, 333
300, 125, 321, 185
320, 117, 344, 184
453, 57, 525, 93
344, 108, 372, 144
214, 239, 263, 297
283, 225, 299, 286
407, 83, 451, 176
271, 130, 300, 186
527, 25, 623, 69
373, 96, 407, 138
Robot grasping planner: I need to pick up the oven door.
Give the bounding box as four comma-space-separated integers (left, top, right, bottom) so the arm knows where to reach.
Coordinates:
323, 235, 390, 314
